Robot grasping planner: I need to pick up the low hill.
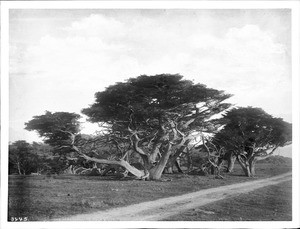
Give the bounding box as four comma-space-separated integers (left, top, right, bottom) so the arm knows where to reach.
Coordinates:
258, 155, 292, 165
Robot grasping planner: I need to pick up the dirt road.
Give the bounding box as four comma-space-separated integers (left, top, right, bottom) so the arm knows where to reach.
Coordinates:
56, 172, 292, 221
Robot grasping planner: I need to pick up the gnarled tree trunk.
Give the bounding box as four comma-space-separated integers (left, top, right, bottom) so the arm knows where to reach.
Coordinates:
80, 153, 147, 179
148, 146, 173, 180
65, 117, 197, 181
17, 162, 22, 175
236, 147, 278, 177
164, 148, 185, 174
236, 155, 253, 177
226, 153, 236, 173
248, 157, 258, 176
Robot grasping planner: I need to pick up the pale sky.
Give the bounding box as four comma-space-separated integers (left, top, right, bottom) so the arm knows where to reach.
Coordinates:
9, 9, 292, 149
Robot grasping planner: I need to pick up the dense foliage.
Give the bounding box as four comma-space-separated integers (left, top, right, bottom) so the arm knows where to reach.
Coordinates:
212, 107, 292, 176
9, 141, 53, 175
82, 74, 231, 128
25, 111, 81, 147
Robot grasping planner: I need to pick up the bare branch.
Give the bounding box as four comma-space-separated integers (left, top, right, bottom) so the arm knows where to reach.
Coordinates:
130, 132, 148, 156
147, 130, 158, 148
201, 135, 221, 168
255, 145, 279, 161
182, 118, 196, 129
78, 152, 146, 178
58, 130, 76, 145
121, 150, 130, 160
66, 156, 78, 161
55, 145, 72, 150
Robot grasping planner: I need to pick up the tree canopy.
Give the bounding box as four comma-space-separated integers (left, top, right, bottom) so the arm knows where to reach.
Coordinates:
213, 107, 292, 176
25, 111, 81, 147
9, 140, 40, 175
82, 74, 231, 132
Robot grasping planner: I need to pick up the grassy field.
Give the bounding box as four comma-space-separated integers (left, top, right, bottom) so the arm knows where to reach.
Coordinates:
165, 180, 292, 221
8, 162, 292, 221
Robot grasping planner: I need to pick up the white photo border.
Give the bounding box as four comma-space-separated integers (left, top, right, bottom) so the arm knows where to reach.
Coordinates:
1, 1, 299, 229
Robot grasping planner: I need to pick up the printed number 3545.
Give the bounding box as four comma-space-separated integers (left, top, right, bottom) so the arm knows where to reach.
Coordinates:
11, 217, 28, 222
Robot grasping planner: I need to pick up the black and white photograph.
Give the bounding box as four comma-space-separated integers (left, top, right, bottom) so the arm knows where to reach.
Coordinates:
1, 1, 299, 228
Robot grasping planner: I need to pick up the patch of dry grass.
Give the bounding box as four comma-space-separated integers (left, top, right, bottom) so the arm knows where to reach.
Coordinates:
8, 162, 292, 221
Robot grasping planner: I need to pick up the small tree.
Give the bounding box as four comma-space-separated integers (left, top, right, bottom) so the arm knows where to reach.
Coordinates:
25, 111, 81, 147
9, 141, 40, 175
213, 107, 292, 177
25, 111, 82, 172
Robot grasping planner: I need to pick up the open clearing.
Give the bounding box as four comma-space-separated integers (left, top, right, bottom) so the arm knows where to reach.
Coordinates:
8, 162, 292, 221
56, 172, 292, 221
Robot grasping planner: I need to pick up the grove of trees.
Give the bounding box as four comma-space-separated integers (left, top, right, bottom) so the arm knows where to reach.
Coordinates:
10, 74, 292, 180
